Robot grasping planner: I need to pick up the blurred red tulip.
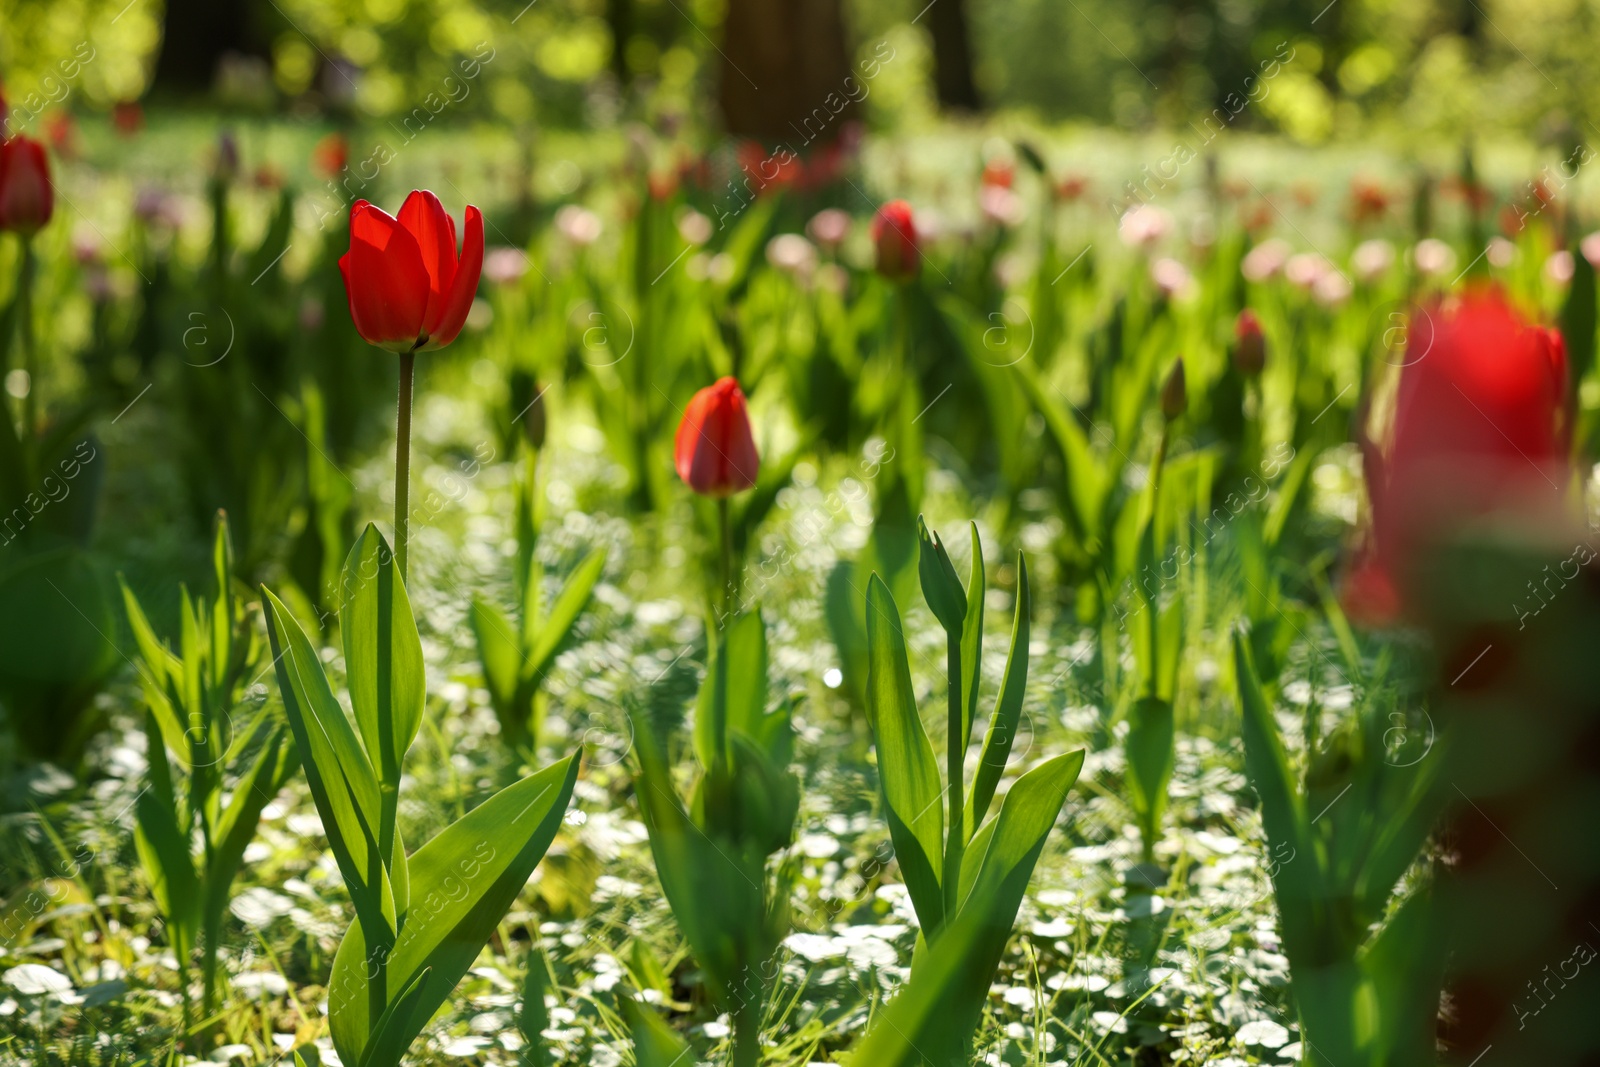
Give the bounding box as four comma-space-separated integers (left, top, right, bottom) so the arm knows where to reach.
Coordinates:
871, 200, 919, 282
112, 100, 144, 137
0, 136, 55, 236
1056, 174, 1090, 201
981, 159, 1014, 189
312, 132, 349, 179
44, 112, 78, 159
1348, 179, 1391, 224
675, 377, 759, 497
1348, 290, 1569, 625
1234, 309, 1265, 376
339, 190, 484, 353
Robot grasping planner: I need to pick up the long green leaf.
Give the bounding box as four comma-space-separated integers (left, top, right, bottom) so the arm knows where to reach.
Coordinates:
327, 755, 579, 1067
134, 789, 199, 952
958, 522, 984, 754
1124, 696, 1174, 849
864, 574, 945, 936
967, 553, 1030, 832
953, 750, 1083, 1050
525, 548, 606, 677
631, 708, 749, 1001
339, 525, 425, 791
205, 721, 298, 929
120, 579, 186, 758
621, 994, 693, 1067
468, 597, 520, 725
261, 587, 395, 948
1232, 631, 1319, 956
849, 879, 1006, 1067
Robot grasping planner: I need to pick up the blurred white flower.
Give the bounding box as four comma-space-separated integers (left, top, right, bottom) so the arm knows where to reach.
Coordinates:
1313, 270, 1352, 307
484, 246, 532, 286
1582, 231, 1600, 268
1151, 257, 1194, 298
1241, 238, 1292, 281
555, 204, 602, 246
766, 233, 818, 276
1412, 238, 1456, 277
1487, 236, 1517, 269
980, 184, 1024, 227
1350, 238, 1394, 282
1285, 252, 1330, 290
1236, 1019, 1291, 1048
1546, 249, 1575, 284
1119, 203, 1172, 247
807, 207, 851, 249
676, 209, 713, 247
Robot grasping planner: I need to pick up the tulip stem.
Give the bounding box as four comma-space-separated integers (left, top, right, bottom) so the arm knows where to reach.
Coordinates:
718, 496, 733, 624
18, 240, 36, 441
396, 349, 415, 581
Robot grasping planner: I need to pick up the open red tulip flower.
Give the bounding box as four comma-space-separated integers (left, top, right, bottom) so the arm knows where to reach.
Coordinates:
1345, 289, 1570, 625
0, 135, 55, 236
675, 377, 760, 497
871, 199, 920, 283
339, 190, 484, 353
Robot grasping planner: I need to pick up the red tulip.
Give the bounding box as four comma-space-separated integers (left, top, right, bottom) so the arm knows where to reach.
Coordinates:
339, 190, 484, 353
1347, 290, 1569, 624
675, 377, 759, 497
112, 100, 144, 137
980, 160, 1014, 189
0, 136, 54, 236
871, 200, 920, 283
312, 132, 349, 179
1234, 309, 1265, 376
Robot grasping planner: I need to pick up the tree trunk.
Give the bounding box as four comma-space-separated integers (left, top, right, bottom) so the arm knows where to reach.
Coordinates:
718, 0, 855, 145
926, 0, 982, 111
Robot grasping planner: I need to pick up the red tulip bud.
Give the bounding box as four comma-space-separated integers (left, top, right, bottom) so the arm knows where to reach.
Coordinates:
0, 136, 54, 237
1234, 309, 1266, 376
871, 200, 920, 283
675, 377, 760, 497
338, 190, 484, 353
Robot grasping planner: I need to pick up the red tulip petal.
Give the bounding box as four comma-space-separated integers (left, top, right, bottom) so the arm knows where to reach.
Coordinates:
419, 205, 483, 350
398, 190, 458, 335
340, 200, 429, 350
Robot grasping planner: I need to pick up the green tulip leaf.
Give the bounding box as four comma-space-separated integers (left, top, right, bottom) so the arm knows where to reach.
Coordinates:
262, 587, 396, 946
339, 525, 425, 793
1233, 631, 1319, 954
957, 522, 985, 754
620, 994, 693, 1067
1124, 696, 1174, 847
327, 754, 579, 1067
865, 573, 945, 936
468, 596, 520, 726
525, 547, 607, 678
967, 553, 1030, 833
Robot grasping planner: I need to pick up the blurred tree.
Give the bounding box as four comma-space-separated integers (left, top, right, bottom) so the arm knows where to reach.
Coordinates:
151, 0, 272, 93
927, 0, 981, 110
718, 0, 855, 143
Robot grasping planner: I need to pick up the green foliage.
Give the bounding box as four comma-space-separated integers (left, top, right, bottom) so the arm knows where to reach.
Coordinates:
262, 524, 579, 1067
863, 521, 1083, 1061
630, 608, 798, 1067
1233, 631, 1446, 1067
121, 512, 300, 1018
